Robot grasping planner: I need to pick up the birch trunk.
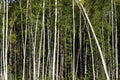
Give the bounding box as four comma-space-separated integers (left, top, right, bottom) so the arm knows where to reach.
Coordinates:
29, 3, 32, 80
19, 0, 25, 79
42, 0, 45, 80
85, 43, 87, 80
0, 2, 3, 79
48, 0, 51, 78
72, 0, 75, 79
52, 0, 57, 79
114, 2, 118, 80
79, 10, 83, 79
56, 29, 59, 80
37, 29, 43, 79
2, 1, 5, 80
5, 0, 8, 79
111, 0, 115, 79
108, 10, 111, 78
86, 23, 96, 80
32, 12, 39, 80
22, 0, 29, 80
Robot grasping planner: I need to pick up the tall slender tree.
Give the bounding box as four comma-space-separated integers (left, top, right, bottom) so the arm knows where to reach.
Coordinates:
5, 0, 8, 79
52, 0, 57, 79
72, 0, 75, 79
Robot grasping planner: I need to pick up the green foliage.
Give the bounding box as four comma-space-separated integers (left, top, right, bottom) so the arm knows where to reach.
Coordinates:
79, 0, 85, 4
8, 65, 14, 80
0, 0, 119, 80
8, 33, 17, 44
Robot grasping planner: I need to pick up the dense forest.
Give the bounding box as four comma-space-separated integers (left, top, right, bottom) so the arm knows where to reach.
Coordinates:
0, 0, 120, 80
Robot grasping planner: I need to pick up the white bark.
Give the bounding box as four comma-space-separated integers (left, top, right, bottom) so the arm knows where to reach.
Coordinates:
48, 0, 51, 78
85, 43, 87, 80
111, 0, 114, 55
5, 0, 8, 80
42, 0, 45, 80
56, 29, 59, 80
111, 0, 115, 79
108, 11, 111, 77
79, 10, 83, 79
86, 24, 96, 80
37, 29, 43, 79
114, 2, 118, 80
72, 0, 75, 80
32, 12, 39, 80
52, 0, 57, 80
22, 0, 29, 80
2, 1, 5, 80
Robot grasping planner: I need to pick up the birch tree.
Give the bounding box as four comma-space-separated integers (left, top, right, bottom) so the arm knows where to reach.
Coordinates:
41, 0, 45, 80
5, 0, 8, 80
114, 1, 118, 80
2, 1, 5, 80
22, 0, 29, 80
52, 0, 57, 79
72, 0, 75, 79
